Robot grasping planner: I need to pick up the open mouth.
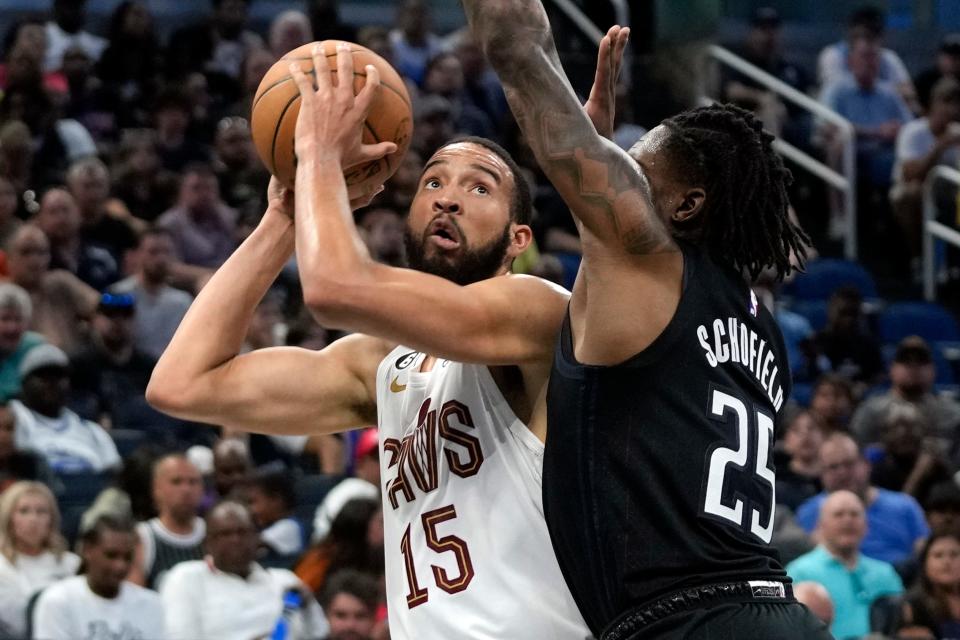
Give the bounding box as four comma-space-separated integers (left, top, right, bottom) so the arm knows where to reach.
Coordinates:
427, 218, 461, 250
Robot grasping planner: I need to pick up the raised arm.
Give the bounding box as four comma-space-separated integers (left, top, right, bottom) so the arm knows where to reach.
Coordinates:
288, 44, 568, 366
463, 3, 673, 255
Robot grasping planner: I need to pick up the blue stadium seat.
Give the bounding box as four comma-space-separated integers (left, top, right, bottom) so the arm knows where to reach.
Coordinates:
790, 382, 813, 407
781, 259, 878, 301
788, 300, 829, 332
878, 302, 960, 344
294, 475, 342, 541
56, 472, 111, 543
110, 429, 147, 458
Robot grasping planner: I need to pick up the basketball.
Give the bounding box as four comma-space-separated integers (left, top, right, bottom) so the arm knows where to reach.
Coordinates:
250, 40, 413, 196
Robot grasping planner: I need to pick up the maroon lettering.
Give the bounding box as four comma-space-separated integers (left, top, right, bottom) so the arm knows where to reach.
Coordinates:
439, 401, 484, 478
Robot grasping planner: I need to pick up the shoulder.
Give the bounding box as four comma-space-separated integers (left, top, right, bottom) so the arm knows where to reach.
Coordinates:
875, 488, 923, 512
161, 560, 206, 584
38, 575, 82, 603
122, 581, 162, 605
265, 567, 302, 589
786, 548, 823, 574
863, 556, 904, 586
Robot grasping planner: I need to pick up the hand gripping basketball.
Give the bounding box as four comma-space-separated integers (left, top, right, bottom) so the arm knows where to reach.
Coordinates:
288, 43, 398, 171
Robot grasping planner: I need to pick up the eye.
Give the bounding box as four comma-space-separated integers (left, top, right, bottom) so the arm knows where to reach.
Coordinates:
424, 178, 441, 189
472, 184, 489, 195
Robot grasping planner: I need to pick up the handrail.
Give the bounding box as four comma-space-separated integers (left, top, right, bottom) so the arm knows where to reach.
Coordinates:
705, 45, 859, 259
922, 165, 960, 301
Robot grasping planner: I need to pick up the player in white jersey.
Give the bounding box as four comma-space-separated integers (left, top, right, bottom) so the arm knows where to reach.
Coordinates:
148, 37, 627, 639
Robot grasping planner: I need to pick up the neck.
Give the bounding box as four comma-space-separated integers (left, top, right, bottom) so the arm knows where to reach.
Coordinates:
136, 272, 165, 292
159, 512, 195, 534
219, 562, 251, 579
86, 576, 120, 600
930, 115, 950, 135
26, 400, 60, 419
825, 543, 859, 568
15, 542, 44, 557
894, 387, 926, 402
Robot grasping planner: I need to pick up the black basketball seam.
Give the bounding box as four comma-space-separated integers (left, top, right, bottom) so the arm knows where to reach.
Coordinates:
252, 48, 361, 111
270, 92, 301, 177
362, 121, 393, 174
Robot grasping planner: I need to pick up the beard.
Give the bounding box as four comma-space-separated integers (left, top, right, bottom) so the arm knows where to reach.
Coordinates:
404, 220, 511, 286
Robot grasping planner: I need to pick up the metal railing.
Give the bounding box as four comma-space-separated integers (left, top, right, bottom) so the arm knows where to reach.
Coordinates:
704, 45, 859, 259
923, 165, 960, 301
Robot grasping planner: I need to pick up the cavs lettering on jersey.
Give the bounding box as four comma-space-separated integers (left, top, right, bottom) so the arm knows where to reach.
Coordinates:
376, 348, 590, 640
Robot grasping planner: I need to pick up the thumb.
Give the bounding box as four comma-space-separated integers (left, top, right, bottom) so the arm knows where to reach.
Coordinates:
359, 141, 399, 163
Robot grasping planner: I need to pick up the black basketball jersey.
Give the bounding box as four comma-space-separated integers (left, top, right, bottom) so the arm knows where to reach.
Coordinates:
544, 240, 791, 635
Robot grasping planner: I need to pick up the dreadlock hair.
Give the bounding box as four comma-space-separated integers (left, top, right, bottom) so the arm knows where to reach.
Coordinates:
659, 103, 810, 281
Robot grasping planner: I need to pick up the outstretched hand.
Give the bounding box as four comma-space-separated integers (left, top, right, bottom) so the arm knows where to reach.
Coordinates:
584, 25, 630, 140
288, 43, 397, 168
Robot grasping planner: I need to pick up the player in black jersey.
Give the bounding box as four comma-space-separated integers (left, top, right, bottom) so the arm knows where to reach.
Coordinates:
463, 2, 833, 639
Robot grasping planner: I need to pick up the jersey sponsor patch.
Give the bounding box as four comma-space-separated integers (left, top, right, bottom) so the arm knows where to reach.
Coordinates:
395, 351, 420, 370
748, 580, 786, 599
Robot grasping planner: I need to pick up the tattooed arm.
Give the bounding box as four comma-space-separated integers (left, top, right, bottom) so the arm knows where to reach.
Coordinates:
463, 1, 674, 255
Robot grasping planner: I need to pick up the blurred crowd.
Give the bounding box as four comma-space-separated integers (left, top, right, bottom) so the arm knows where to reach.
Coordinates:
0, 0, 957, 639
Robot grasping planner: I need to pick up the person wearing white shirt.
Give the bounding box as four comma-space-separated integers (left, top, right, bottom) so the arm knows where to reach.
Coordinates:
10, 345, 120, 474
43, 0, 107, 72
0, 481, 80, 638
33, 514, 163, 640
160, 501, 327, 640
312, 428, 380, 544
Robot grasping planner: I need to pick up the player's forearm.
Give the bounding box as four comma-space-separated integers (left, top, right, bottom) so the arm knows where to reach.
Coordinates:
462, 0, 551, 81
147, 210, 294, 413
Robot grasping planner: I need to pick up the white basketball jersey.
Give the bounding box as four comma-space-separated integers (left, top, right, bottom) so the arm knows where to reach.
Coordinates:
376, 347, 591, 640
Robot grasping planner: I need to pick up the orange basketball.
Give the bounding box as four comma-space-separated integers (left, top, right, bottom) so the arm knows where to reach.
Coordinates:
250, 40, 413, 197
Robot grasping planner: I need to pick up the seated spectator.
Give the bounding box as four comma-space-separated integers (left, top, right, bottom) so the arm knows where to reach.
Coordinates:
312, 428, 380, 544
815, 287, 885, 386
450, 31, 508, 133
268, 10, 312, 59
66, 157, 139, 267
161, 501, 327, 640
225, 47, 276, 121
61, 44, 119, 142
389, 0, 443, 85
43, 0, 107, 73
820, 39, 914, 189
213, 116, 269, 210
320, 569, 380, 640
787, 490, 904, 640
925, 482, 960, 534
776, 410, 825, 511
915, 34, 960, 113
796, 433, 929, 567
897, 530, 960, 639
33, 514, 163, 639
245, 469, 303, 558
110, 129, 179, 223
0, 404, 54, 492
871, 402, 952, 504
165, 0, 264, 84
850, 336, 960, 455
818, 6, 917, 110
0, 283, 45, 402
0, 19, 67, 95
35, 187, 119, 291
0, 481, 80, 638
420, 52, 494, 139
130, 453, 205, 590
357, 207, 405, 267
152, 89, 211, 173
11, 344, 121, 474
297, 498, 382, 595
212, 437, 252, 502
0, 122, 36, 219
157, 163, 238, 269
0, 175, 23, 250
6, 225, 99, 353
95, 1, 160, 130
890, 77, 960, 259
793, 581, 835, 628
810, 373, 856, 434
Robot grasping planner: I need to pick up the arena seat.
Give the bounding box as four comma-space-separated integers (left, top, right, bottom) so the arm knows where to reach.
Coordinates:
781, 258, 879, 301
878, 301, 960, 345
294, 474, 342, 542
788, 299, 829, 332
56, 472, 112, 543
109, 429, 147, 458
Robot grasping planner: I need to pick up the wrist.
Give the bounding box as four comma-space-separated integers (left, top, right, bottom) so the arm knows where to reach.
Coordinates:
295, 144, 343, 168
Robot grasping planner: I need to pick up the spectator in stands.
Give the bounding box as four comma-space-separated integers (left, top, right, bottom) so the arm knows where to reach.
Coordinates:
851, 336, 960, 453
796, 433, 929, 567
161, 500, 327, 640
818, 6, 917, 110
721, 7, 809, 138
0, 19, 65, 94
69, 293, 161, 429
0, 175, 23, 249
312, 428, 380, 544
67, 158, 139, 268
870, 402, 952, 504
130, 453, 206, 590
269, 10, 312, 59
793, 582, 835, 628
246, 469, 303, 558
450, 31, 508, 133
0, 480, 80, 638
11, 344, 121, 474
925, 482, 960, 534
308, 0, 357, 44
158, 163, 238, 269
35, 187, 119, 291
0, 122, 35, 218
226, 47, 276, 121
787, 490, 904, 640
776, 410, 825, 511
412, 95, 456, 159
110, 129, 179, 223
897, 530, 960, 639
96, 1, 160, 130
382, 147, 423, 213
810, 373, 856, 434
152, 89, 211, 173
33, 514, 164, 639
815, 287, 885, 386
0, 404, 55, 491
0, 283, 45, 402
914, 34, 960, 113
165, 0, 264, 83
6, 225, 99, 353
820, 39, 914, 189
43, 0, 107, 73
61, 44, 118, 142
111, 227, 193, 360
298, 498, 382, 595
320, 569, 379, 640
213, 437, 252, 501
213, 116, 269, 209
357, 207, 405, 267
421, 52, 495, 139
890, 77, 960, 260
389, 0, 443, 85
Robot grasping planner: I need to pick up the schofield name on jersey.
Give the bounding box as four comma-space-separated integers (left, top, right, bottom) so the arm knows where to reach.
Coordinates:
383, 397, 484, 510
697, 316, 784, 412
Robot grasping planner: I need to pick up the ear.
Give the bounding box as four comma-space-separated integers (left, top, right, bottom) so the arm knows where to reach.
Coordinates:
671, 187, 706, 224
506, 223, 533, 260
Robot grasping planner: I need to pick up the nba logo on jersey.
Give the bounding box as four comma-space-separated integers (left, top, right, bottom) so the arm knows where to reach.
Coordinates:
749, 290, 759, 317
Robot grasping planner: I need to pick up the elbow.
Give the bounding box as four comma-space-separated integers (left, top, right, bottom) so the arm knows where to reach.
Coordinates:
146, 368, 192, 415
302, 278, 358, 330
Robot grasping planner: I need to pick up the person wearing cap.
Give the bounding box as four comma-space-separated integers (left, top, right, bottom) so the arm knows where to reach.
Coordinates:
890, 76, 960, 259
9, 343, 120, 474
311, 428, 380, 544
915, 34, 960, 113
850, 336, 960, 455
